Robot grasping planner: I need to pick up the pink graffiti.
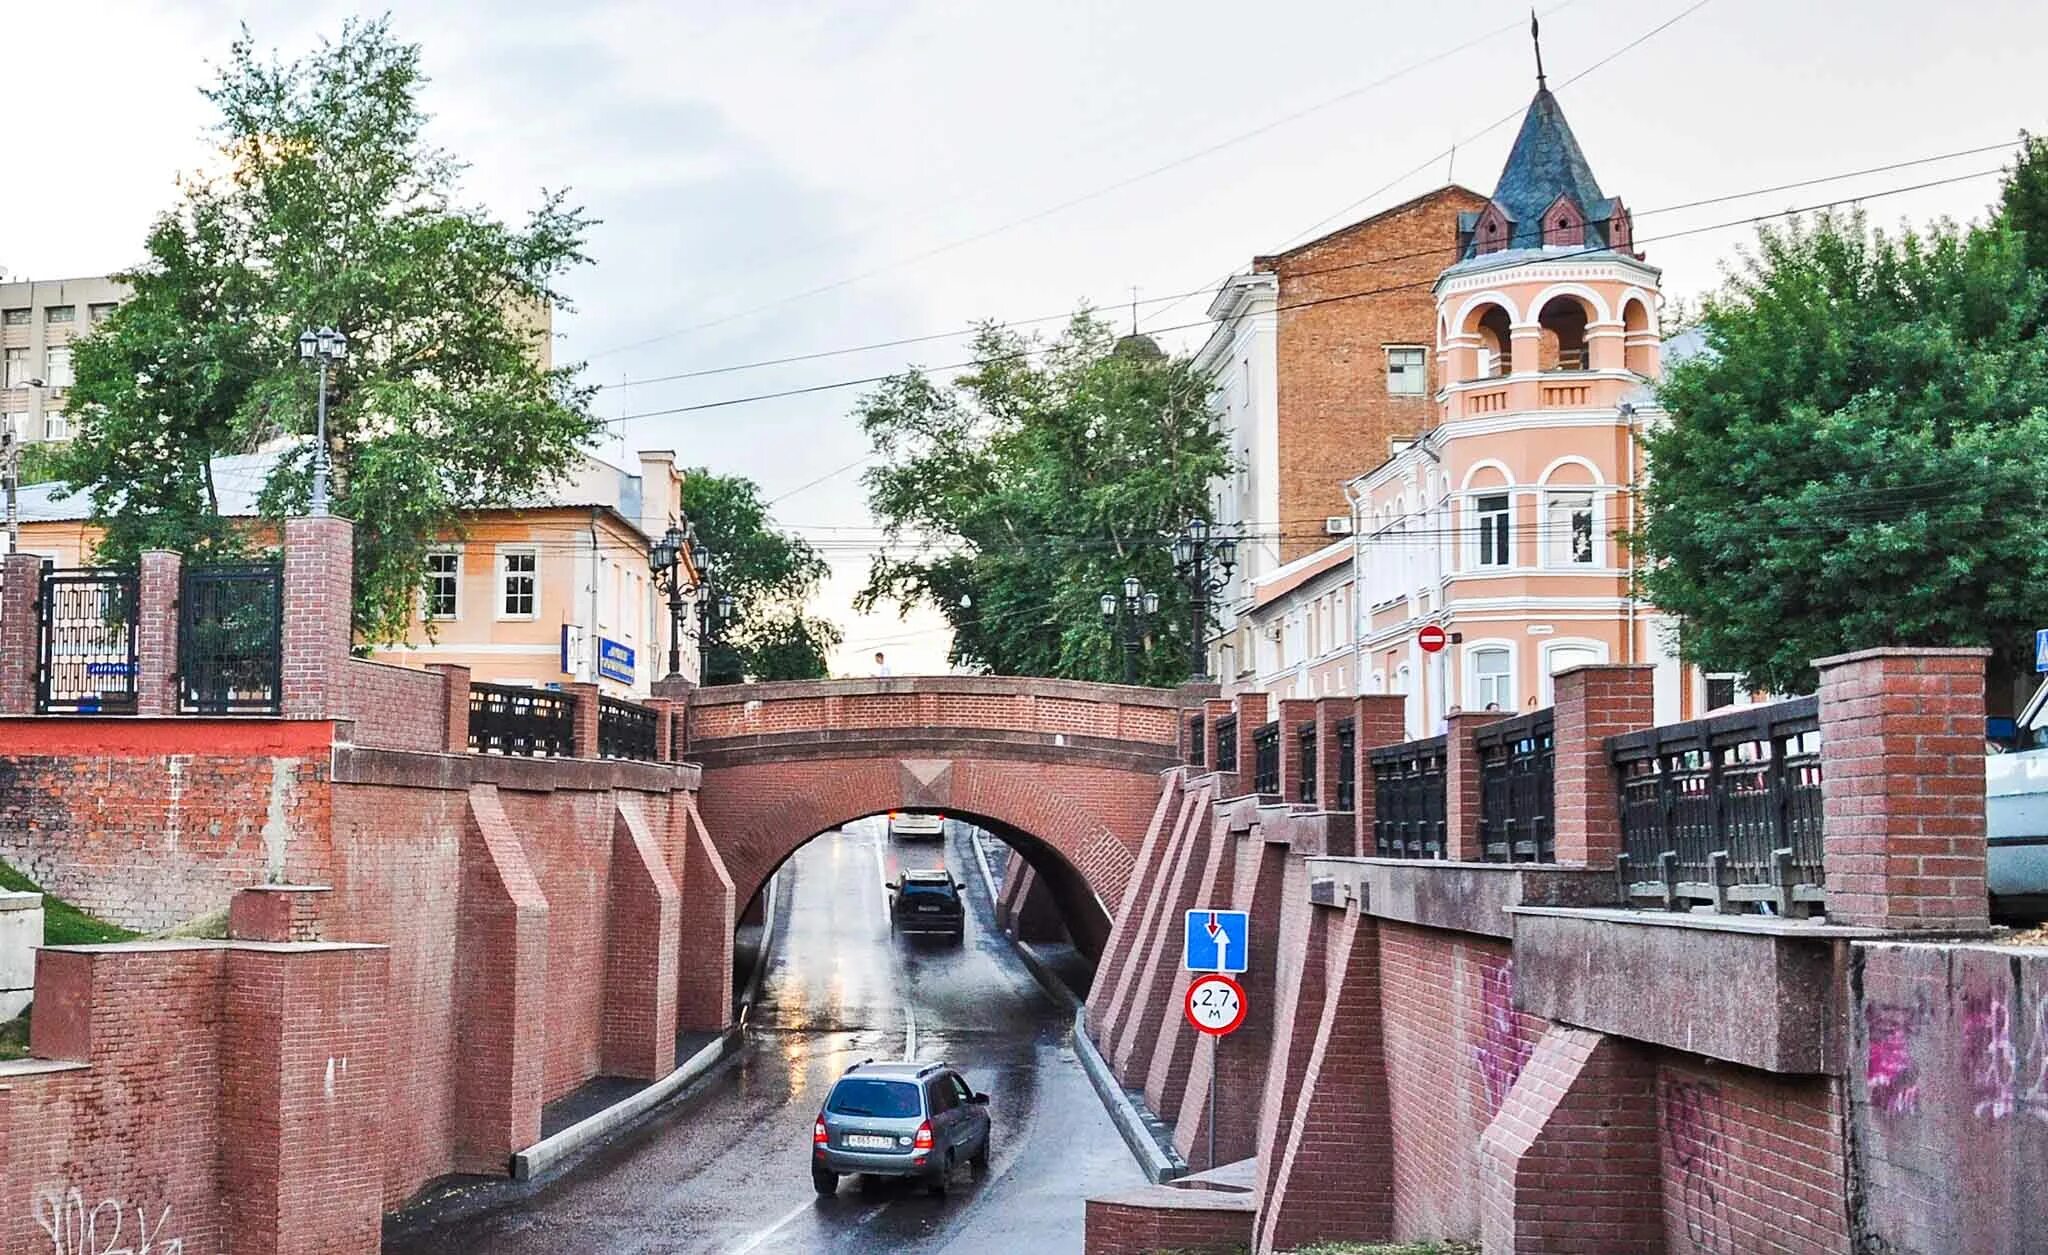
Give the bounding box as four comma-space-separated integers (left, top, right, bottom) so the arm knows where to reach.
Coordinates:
1472, 958, 1533, 1115
1863, 1002, 1925, 1117
1962, 992, 2017, 1120
1662, 1076, 1731, 1254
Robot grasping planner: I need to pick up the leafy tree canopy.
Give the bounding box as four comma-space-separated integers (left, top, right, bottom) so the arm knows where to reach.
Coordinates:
680, 470, 840, 684
1637, 137, 2048, 692
51, 17, 599, 641
854, 313, 1229, 682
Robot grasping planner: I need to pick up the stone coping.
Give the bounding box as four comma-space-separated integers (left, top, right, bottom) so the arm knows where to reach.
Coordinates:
1306, 856, 1616, 940
0, 891, 41, 912
333, 745, 699, 793
683, 674, 1194, 708
686, 730, 1178, 774
1088, 1181, 1258, 1212
40, 939, 386, 955
0, 1059, 90, 1079
1811, 644, 1992, 667
239, 883, 334, 894
1510, 904, 1885, 939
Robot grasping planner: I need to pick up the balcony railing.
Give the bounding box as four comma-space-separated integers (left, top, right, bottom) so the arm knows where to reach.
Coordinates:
1609, 696, 1824, 915
1334, 717, 1357, 811
1477, 709, 1555, 862
598, 695, 659, 761
470, 683, 573, 757
1215, 714, 1239, 774
1297, 721, 1318, 805
1253, 721, 1280, 795
1371, 735, 1447, 858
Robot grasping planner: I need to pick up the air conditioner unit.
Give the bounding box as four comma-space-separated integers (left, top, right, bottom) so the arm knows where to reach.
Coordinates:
1324, 516, 1355, 536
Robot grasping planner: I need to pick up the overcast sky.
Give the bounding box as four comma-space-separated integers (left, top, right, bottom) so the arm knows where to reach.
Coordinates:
7, 0, 2044, 674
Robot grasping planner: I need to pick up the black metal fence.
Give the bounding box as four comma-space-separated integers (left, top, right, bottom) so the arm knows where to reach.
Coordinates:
1253, 721, 1280, 794
599, 695, 660, 761
1371, 735, 1447, 858
1215, 713, 1239, 774
178, 563, 282, 715
470, 683, 574, 757
1335, 717, 1357, 810
1609, 696, 1824, 915
1297, 721, 1318, 805
36, 568, 139, 715
1477, 709, 1555, 862
1186, 714, 1205, 767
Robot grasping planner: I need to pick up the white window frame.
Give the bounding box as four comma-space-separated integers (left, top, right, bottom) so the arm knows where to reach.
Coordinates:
1385, 344, 1427, 396
1541, 489, 1600, 567
42, 411, 66, 441
43, 305, 73, 325
3, 348, 26, 389
421, 547, 463, 621
1466, 642, 1516, 712
1472, 492, 1513, 569
1539, 639, 1609, 705
44, 346, 73, 388
497, 546, 539, 621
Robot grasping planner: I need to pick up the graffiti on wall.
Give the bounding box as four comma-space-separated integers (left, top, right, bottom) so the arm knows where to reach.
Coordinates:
31, 1188, 182, 1255
1472, 957, 1533, 1115
1956, 988, 2048, 1123
1863, 999, 1929, 1117
1662, 1076, 1731, 1255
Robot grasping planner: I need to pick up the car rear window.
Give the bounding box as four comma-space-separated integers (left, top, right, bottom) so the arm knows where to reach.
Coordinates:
900, 881, 955, 898
827, 1078, 922, 1118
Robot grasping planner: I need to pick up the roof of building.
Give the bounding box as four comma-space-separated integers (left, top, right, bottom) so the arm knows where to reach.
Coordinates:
1253, 183, 1486, 270
1250, 538, 1352, 610
1489, 87, 1607, 248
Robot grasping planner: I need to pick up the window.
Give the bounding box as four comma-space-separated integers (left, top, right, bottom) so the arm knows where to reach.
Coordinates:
1544, 492, 1595, 565
1386, 346, 1426, 395
424, 551, 460, 620
1705, 676, 1738, 712
44, 305, 73, 325
3, 348, 25, 388
1543, 644, 1602, 702
827, 1079, 921, 1118
499, 549, 537, 618
1472, 648, 1512, 710
88, 303, 117, 323
1476, 494, 1511, 567
1, 309, 27, 326
42, 411, 65, 441
45, 347, 72, 388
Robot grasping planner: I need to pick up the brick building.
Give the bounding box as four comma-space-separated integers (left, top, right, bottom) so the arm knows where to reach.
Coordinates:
1198, 185, 1489, 686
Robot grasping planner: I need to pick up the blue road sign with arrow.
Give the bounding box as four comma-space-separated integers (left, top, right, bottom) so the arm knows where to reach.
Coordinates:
1184, 908, 1249, 974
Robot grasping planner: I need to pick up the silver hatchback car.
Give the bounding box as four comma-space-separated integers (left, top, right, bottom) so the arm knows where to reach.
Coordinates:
812, 1060, 992, 1196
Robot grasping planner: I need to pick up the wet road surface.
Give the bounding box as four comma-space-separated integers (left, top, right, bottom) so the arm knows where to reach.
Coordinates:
389, 821, 1136, 1253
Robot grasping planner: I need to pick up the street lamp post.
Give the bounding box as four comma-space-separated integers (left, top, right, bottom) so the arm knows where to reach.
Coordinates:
297, 327, 348, 516
649, 524, 701, 680
1172, 518, 1239, 682
1100, 575, 1161, 685
2, 378, 43, 554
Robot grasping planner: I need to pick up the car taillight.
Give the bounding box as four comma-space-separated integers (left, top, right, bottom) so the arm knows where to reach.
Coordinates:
814, 1117, 828, 1145
889, 811, 899, 820
913, 1121, 934, 1150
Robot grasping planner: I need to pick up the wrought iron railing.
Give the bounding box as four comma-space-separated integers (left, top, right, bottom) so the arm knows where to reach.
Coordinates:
1477, 709, 1555, 862
598, 695, 659, 761
36, 568, 139, 715
1215, 714, 1239, 774
1334, 717, 1357, 811
469, 683, 574, 757
178, 563, 282, 715
1297, 722, 1318, 805
1371, 735, 1447, 858
1609, 696, 1824, 915
1186, 714, 1205, 767
1253, 721, 1280, 795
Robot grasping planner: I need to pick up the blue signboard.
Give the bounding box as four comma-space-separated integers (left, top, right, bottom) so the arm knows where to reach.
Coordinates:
85, 662, 136, 677
1184, 908, 1249, 974
597, 637, 635, 685
2036, 628, 2048, 674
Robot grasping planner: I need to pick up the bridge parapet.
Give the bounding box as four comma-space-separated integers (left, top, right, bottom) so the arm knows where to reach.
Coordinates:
685, 676, 1190, 751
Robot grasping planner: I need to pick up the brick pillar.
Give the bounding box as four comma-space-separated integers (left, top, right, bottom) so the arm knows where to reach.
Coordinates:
1311, 700, 1345, 817
1233, 692, 1267, 797
1817, 646, 1991, 932
1479, 1026, 1662, 1254
426, 663, 472, 754
603, 803, 681, 1079
1275, 699, 1315, 804
567, 681, 601, 759
647, 697, 676, 761
222, 942, 389, 1255
228, 884, 332, 942
1350, 695, 1407, 857
1443, 709, 1507, 861
676, 798, 736, 1031
280, 515, 355, 718
454, 784, 549, 1169
136, 549, 182, 716
1552, 663, 1656, 867
0, 552, 40, 714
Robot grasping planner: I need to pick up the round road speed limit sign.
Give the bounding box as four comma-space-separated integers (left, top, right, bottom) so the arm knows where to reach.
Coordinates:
1185, 973, 1247, 1036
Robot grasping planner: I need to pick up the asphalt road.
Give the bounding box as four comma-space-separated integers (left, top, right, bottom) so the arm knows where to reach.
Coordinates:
389, 820, 1135, 1254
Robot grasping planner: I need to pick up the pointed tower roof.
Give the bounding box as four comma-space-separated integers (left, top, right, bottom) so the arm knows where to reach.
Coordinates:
1490, 87, 1607, 248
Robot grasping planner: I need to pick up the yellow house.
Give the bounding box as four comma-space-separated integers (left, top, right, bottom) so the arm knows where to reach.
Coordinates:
14, 443, 705, 696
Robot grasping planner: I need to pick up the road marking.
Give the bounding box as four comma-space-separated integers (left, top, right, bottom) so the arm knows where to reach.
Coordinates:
870, 834, 893, 929
905, 1001, 919, 1059
727, 1200, 812, 1255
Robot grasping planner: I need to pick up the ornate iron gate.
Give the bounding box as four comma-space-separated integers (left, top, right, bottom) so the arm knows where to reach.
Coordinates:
36, 568, 139, 714
178, 563, 283, 715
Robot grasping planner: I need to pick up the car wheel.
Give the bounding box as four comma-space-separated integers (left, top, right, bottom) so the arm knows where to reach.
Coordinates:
812, 1167, 839, 1196
971, 1131, 990, 1170
928, 1152, 954, 1197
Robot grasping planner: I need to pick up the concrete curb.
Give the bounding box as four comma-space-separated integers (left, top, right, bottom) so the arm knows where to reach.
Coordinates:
1071, 1008, 1188, 1185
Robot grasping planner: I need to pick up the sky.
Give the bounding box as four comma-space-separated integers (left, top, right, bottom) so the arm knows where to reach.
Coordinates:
6, 0, 2045, 675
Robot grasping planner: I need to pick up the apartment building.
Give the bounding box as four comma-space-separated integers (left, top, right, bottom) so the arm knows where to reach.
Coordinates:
0, 275, 128, 445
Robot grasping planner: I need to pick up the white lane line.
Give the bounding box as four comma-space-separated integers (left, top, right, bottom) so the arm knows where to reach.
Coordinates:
870, 834, 893, 929
727, 1199, 812, 1255
905, 1000, 919, 1059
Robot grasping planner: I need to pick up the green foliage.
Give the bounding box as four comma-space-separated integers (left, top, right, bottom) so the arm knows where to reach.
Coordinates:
1638, 178, 2048, 692
680, 470, 839, 683
855, 314, 1229, 681
52, 18, 599, 639
2001, 131, 2048, 274
13, 441, 67, 487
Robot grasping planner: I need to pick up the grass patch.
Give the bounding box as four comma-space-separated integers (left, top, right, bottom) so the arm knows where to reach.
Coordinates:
0, 861, 138, 946
0, 1005, 29, 1061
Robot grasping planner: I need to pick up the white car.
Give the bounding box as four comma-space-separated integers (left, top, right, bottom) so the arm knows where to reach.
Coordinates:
889, 811, 946, 840
1987, 681, 2048, 919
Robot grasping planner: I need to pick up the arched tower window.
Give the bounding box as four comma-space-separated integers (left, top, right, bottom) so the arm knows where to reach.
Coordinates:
1622, 298, 1654, 376
1467, 305, 1513, 380
1537, 295, 1590, 372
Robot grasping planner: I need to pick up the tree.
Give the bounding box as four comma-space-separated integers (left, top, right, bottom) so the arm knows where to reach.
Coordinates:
1636, 150, 2048, 693
52, 18, 599, 641
854, 313, 1229, 682
680, 470, 839, 683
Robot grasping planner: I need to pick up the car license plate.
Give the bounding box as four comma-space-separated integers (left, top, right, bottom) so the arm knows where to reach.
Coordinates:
918, 905, 942, 913
845, 1134, 894, 1150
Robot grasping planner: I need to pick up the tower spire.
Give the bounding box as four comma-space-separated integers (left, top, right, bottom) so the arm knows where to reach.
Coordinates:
1531, 9, 1547, 89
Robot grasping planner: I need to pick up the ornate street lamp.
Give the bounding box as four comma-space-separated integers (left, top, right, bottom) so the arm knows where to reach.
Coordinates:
649, 523, 704, 680
1173, 516, 1239, 681
1101, 576, 1160, 685
297, 327, 348, 517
